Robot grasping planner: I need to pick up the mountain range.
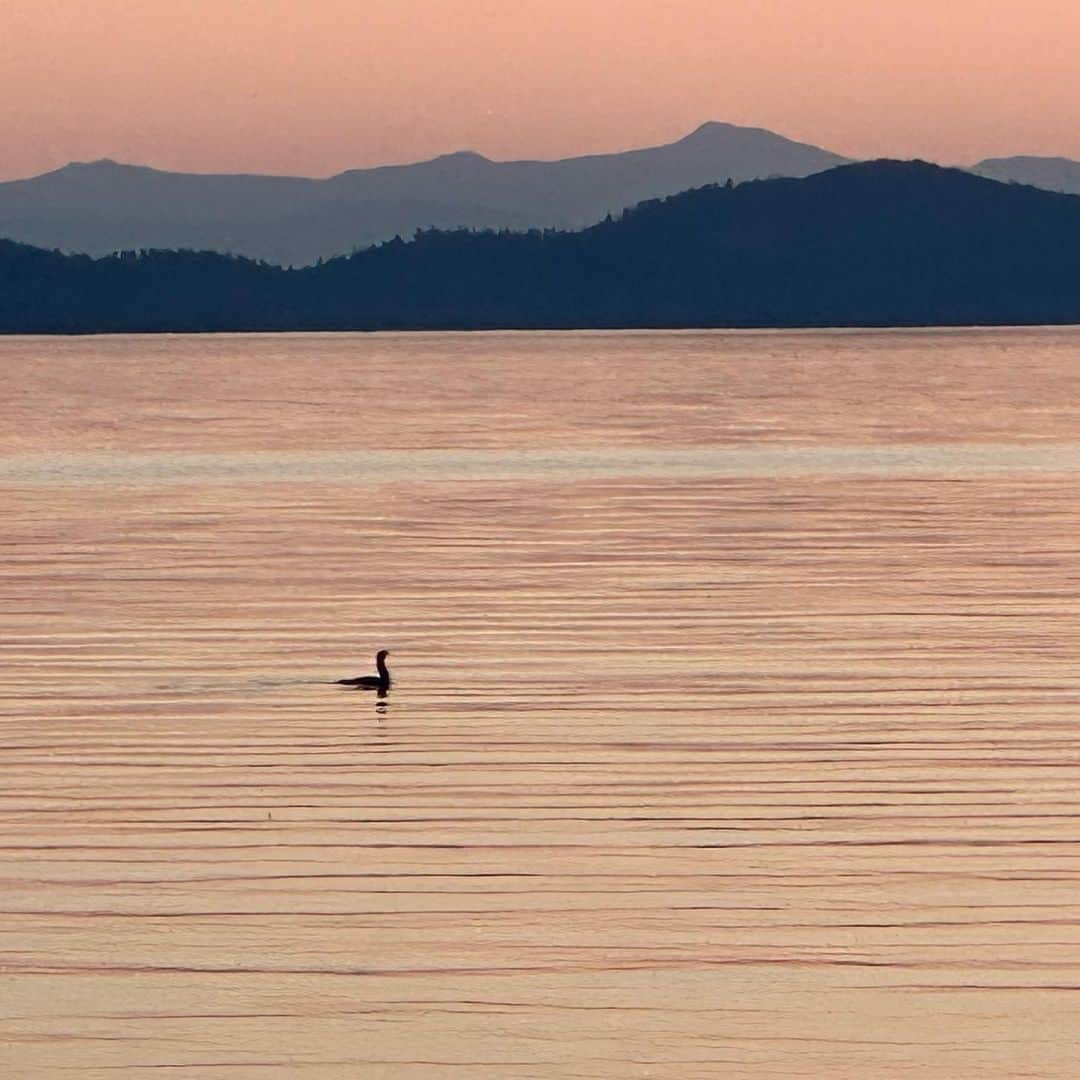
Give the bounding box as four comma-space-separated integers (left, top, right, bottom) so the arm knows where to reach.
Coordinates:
7, 122, 1080, 270
0, 123, 848, 266
5, 123, 1080, 269
5, 160, 1080, 333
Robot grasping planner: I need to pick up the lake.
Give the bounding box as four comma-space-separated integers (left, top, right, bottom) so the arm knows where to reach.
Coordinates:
4, 328, 1080, 1078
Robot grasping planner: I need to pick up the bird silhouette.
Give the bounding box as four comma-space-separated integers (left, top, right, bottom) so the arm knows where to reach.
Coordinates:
336, 649, 391, 692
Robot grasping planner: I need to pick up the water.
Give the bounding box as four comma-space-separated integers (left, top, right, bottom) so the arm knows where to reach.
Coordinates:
4, 329, 1080, 1078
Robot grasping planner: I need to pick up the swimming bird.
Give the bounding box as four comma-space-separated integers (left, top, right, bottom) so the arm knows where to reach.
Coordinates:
337, 649, 391, 691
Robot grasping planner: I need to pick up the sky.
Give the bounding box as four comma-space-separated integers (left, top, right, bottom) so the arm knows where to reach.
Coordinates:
2, 0, 1080, 181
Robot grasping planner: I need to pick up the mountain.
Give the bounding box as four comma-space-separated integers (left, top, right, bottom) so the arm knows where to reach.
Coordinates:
5, 160, 1080, 333
971, 156, 1080, 197
323, 122, 847, 224
0, 123, 846, 266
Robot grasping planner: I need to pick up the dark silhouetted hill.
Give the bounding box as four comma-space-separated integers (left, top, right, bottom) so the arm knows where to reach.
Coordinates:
4, 160, 1080, 332
0, 123, 846, 266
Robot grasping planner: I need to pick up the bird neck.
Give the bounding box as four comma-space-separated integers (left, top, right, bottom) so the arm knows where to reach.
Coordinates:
376, 655, 389, 680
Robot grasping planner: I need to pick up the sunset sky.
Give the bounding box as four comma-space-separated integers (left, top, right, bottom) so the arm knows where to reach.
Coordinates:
3, 0, 1079, 181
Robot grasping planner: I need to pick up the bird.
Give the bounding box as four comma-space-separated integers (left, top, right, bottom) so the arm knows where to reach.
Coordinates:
337, 649, 391, 692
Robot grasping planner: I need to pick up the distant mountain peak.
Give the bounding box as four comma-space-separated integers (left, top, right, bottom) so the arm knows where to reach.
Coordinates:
972, 155, 1080, 198
665, 121, 850, 170
681, 120, 740, 138
676, 120, 793, 144
419, 150, 495, 173
54, 159, 157, 178
430, 150, 490, 164
334, 148, 493, 181
66, 158, 126, 170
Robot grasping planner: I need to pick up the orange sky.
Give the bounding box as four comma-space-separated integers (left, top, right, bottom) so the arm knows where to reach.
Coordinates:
3, 0, 1079, 180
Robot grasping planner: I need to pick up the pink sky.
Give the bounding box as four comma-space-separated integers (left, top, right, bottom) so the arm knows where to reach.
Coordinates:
3, 0, 1079, 180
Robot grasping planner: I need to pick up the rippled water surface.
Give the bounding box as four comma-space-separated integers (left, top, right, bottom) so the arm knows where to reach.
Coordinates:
5, 329, 1080, 1078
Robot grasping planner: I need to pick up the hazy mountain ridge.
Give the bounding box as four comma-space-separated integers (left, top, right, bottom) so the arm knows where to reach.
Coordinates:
0, 123, 847, 266
5, 159, 1080, 333
971, 156, 1080, 196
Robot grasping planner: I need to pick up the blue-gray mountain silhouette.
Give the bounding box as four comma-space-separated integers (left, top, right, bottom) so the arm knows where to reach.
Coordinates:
4, 160, 1080, 332
0, 123, 846, 266
972, 156, 1080, 197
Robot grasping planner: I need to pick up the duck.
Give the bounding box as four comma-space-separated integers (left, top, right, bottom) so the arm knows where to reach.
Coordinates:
337, 649, 391, 692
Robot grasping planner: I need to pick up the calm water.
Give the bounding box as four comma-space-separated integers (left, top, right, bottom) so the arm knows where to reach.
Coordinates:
4, 329, 1080, 1078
